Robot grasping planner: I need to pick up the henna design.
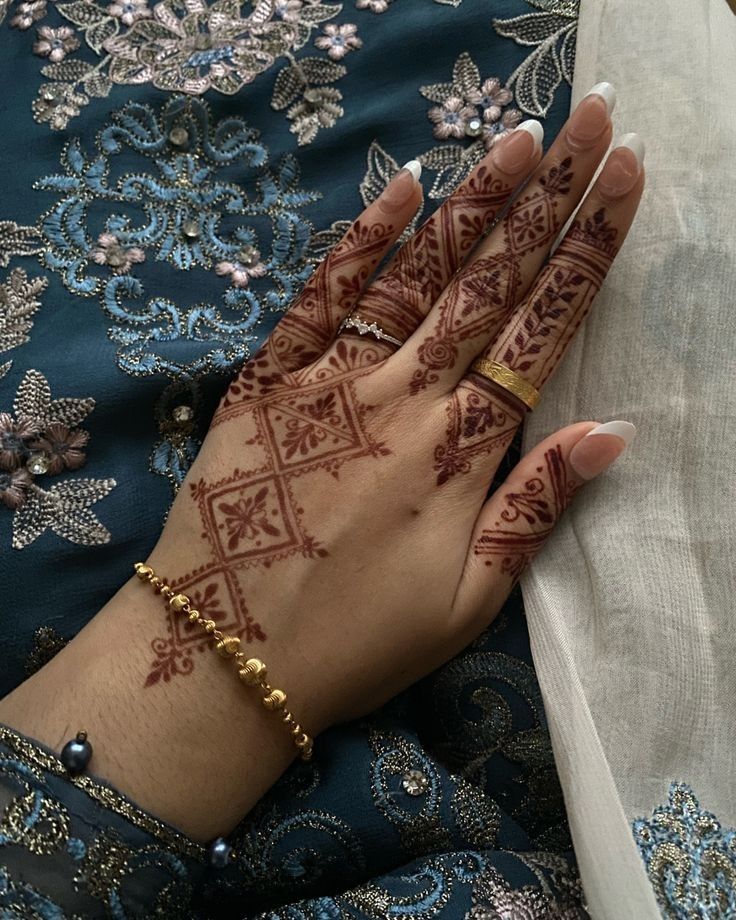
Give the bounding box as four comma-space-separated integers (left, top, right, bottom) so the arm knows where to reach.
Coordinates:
474, 444, 582, 582
145, 339, 388, 685
349, 165, 512, 347
434, 378, 521, 486
493, 206, 620, 388
410, 159, 575, 395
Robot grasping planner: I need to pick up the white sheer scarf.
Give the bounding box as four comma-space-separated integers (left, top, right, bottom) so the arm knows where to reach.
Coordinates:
521, 0, 736, 916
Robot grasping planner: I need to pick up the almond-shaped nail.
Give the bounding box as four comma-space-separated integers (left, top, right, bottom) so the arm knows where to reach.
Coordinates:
494, 120, 544, 174
378, 160, 422, 214
566, 83, 614, 150
598, 134, 645, 199
569, 420, 636, 480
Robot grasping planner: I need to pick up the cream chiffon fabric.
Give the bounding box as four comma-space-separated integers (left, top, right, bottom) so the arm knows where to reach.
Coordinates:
521, 0, 736, 917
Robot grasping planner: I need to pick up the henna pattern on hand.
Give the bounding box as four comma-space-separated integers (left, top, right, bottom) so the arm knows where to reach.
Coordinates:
474, 444, 582, 583
145, 340, 388, 685
409, 159, 575, 395
351, 165, 513, 346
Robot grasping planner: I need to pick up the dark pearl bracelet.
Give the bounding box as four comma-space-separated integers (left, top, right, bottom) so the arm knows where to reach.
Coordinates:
60, 730, 93, 776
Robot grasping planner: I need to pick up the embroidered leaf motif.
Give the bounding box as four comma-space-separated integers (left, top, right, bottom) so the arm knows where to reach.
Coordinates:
14, 369, 95, 429
452, 51, 481, 97
83, 72, 113, 98
57, 0, 108, 27
493, 7, 577, 117
12, 478, 115, 548
360, 141, 400, 206
417, 144, 466, 171
426, 144, 484, 199
272, 56, 347, 133
0, 362, 11, 380
86, 16, 118, 53
309, 220, 352, 261
0, 269, 48, 358
41, 60, 94, 81
0, 222, 45, 268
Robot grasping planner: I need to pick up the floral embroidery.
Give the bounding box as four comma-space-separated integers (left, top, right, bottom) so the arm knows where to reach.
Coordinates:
8, 0, 46, 29
32, 24, 81, 60
314, 21, 362, 60
0, 369, 115, 549
355, 0, 389, 11
634, 783, 736, 919
0, 269, 47, 380
493, 0, 578, 118
419, 52, 522, 198
90, 232, 146, 274
271, 55, 347, 145
107, 0, 151, 26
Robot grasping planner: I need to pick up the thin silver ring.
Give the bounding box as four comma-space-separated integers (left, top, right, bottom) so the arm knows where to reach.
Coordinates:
338, 314, 404, 348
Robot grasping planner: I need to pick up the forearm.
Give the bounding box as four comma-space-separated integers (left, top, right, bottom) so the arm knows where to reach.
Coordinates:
0, 567, 295, 843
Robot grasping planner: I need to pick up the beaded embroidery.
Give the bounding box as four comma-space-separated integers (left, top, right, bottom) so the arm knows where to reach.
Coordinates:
0, 269, 47, 380
634, 783, 736, 918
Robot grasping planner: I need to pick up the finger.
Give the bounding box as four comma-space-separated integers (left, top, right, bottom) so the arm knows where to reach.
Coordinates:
254, 164, 423, 376
402, 83, 617, 395
453, 420, 636, 625
344, 122, 544, 356
475, 135, 645, 404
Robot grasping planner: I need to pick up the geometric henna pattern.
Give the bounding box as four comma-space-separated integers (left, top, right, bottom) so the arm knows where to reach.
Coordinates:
410, 158, 575, 394
353, 164, 514, 347
473, 443, 582, 583
145, 339, 389, 685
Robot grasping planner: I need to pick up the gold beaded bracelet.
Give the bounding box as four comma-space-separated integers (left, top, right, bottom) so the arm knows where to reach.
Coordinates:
134, 563, 314, 761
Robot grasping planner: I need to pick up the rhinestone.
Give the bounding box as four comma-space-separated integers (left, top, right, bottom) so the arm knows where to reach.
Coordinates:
27, 454, 49, 475
402, 769, 429, 796
168, 126, 189, 147
41, 86, 64, 103
182, 219, 200, 240
465, 116, 483, 138
106, 247, 126, 268
172, 404, 193, 422
237, 245, 260, 267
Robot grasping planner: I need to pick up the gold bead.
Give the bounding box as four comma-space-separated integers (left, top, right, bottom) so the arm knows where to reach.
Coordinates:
203, 620, 216, 633
150, 576, 163, 592
169, 594, 190, 612
215, 636, 241, 657
296, 735, 314, 760
188, 610, 200, 623
282, 712, 294, 725
262, 689, 287, 710
238, 658, 266, 686
134, 563, 153, 580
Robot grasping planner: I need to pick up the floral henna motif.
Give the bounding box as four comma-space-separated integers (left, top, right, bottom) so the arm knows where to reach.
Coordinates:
434, 379, 521, 486
409, 159, 575, 395
474, 444, 581, 582
145, 340, 388, 685
494, 207, 620, 388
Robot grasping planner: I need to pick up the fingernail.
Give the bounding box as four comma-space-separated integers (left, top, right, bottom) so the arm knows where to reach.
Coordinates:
598, 134, 645, 199
566, 84, 614, 150
378, 161, 422, 214
585, 82, 617, 115
493, 119, 544, 176
569, 420, 636, 480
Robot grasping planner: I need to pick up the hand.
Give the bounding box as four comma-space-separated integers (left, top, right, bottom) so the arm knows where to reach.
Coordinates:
0, 86, 644, 841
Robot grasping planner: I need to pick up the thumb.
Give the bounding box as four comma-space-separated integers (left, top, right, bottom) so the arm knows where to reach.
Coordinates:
454, 420, 636, 622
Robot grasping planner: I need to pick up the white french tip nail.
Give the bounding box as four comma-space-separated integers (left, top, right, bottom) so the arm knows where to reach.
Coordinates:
584, 420, 637, 447
586, 81, 617, 115
516, 119, 544, 153
401, 160, 422, 182
615, 132, 646, 168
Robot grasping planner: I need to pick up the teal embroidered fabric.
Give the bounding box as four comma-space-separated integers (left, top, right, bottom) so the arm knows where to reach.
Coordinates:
0, 1, 591, 916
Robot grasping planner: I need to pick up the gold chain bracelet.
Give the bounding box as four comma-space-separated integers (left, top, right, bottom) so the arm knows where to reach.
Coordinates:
134, 563, 314, 761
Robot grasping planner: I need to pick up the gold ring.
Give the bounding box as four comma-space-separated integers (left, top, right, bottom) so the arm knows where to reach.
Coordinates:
469, 359, 541, 411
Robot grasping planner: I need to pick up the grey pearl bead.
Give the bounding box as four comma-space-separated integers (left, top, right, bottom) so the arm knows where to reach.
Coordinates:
61, 734, 93, 776
208, 837, 233, 869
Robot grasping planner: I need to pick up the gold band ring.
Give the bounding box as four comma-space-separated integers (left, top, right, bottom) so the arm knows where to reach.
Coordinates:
469, 359, 541, 411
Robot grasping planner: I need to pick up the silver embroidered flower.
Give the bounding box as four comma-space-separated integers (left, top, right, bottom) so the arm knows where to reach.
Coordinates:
273, 0, 303, 21
107, 0, 151, 26
33, 25, 80, 62
355, 0, 390, 12
90, 233, 146, 274
467, 77, 513, 122
482, 107, 523, 150
31, 423, 89, 475
428, 95, 477, 140
9, 0, 46, 30
32, 84, 87, 130
314, 23, 362, 61
104, 0, 296, 96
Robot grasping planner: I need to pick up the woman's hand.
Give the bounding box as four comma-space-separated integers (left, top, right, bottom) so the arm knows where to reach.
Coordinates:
0, 85, 644, 841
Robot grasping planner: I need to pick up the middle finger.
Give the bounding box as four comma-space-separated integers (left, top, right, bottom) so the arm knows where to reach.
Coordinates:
399, 83, 617, 395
